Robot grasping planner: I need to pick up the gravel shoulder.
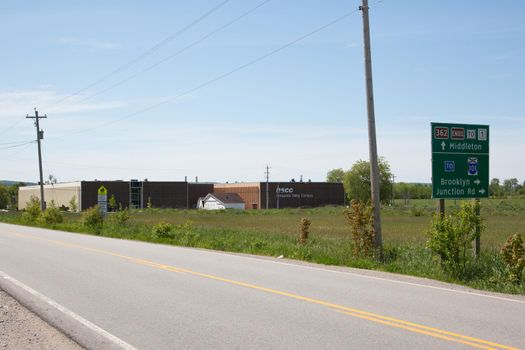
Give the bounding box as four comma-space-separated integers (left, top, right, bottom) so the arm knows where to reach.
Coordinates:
0, 289, 82, 350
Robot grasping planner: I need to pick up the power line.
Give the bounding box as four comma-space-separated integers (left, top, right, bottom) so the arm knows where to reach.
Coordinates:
0, 140, 36, 151
0, 118, 25, 138
73, 0, 272, 105
53, 7, 361, 138
45, 0, 231, 112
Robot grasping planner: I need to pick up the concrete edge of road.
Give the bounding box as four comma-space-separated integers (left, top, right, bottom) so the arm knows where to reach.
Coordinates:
195, 248, 525, 304
0, 269, 136, 350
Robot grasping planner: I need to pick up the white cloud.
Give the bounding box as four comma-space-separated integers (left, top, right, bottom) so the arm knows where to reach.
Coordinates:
0, 89, 126, 118
57, 36, 118, 50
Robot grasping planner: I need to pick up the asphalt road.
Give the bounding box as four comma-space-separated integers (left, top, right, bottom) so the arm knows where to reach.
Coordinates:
1, 222, 524, 350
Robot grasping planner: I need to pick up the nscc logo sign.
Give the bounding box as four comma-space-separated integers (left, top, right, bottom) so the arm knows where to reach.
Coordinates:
276, 187, 294, 194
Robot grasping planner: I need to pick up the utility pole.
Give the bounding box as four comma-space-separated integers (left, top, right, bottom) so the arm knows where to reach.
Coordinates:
26, 108, 47, 211
391, 174, 395, 206
265, 165, 270, 209
360, 0, 382, 257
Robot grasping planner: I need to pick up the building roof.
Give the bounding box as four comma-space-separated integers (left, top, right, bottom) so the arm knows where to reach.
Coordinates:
206, 192, 244, 204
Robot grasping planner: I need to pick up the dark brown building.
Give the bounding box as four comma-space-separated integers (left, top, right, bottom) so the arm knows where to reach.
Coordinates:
214, 182, 344, 209
80, 180, 213, 210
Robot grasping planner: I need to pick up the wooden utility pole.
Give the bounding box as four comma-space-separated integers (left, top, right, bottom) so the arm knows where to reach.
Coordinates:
360, 0, 383, 257
26, 108, 47, 211
265, 165, 270, 209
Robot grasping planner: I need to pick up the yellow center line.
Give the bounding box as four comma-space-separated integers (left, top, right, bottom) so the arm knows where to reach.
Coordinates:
336, 310, 496, 350
7, 231, 520, 350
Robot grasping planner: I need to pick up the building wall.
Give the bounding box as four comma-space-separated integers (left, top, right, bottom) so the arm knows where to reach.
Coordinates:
215, 182, 344, 209
18, 183, 81, 211
214, 183, 260, 209
262, 182, 344, 208
142, 182, 187, 208
81, 181, 129, 211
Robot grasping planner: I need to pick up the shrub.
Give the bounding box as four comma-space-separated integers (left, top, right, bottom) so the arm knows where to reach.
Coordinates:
39, 203, 63, 225
69, 195, 78, 212
21, 196, 42, 223
298, 217, 310, 245
152, 221, 173, 238
427, 201, 483, 278
108, 195, 117, 212
500, 234, 525, 284
112, 206, 130, 226
82, 206, 104, 234
344, 200, 375, 257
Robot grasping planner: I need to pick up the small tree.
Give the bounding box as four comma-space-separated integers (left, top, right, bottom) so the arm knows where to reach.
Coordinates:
500, 234, 525, 285
69, 195, 78, 212
39, 201, 63, 225
82, 206, 104, 234
151, 222, 173, 238
21, 196, 42, 223
343, 158, 393, 203
298, 217, 311, 245
108, 194, 117, 212
344, 200, 375, 257
112, 206, 130, 227
427, 201, 483, 277
326, 168, 345, 183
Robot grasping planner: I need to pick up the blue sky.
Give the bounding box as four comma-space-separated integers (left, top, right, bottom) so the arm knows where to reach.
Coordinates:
1, 0, 524, 184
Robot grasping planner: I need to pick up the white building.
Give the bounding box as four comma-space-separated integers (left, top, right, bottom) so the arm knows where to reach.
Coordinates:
198, 193, 245, 210
18, 182, 81, 212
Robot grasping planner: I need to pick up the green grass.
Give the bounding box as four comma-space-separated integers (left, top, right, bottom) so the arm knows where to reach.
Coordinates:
1, 198, 524, 294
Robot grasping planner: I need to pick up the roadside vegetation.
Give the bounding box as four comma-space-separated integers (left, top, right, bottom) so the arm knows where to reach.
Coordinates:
1, 196, 524, 294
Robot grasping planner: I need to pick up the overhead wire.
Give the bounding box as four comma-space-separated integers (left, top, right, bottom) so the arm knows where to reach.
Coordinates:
0, 118, 25, 138
74, 0, 272, 105
44, 0, 231, 112
0, 140, 36, 151
54, 6, 362, 137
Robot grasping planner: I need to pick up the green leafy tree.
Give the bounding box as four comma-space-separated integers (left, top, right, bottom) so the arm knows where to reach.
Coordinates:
500, 234, 525, 284
503, 178, 519, 196
82, 206, 104, 234
69, 195, 78, 212
21, 196, 42, 223
108, 194, 117, 212
0, 184, 8, 209
427, 201, 483, 278
343, 158, 393, 202
39, 201, 63, 225
326, 168, 345, 183
489, 178, 501, 198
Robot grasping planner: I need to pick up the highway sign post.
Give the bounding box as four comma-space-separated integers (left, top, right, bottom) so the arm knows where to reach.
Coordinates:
431, 123, 489, 199
97, 185, 108, 215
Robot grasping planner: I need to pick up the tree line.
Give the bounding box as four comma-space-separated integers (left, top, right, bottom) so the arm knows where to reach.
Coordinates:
0, 182, 25, 210
327, 160, 524, 202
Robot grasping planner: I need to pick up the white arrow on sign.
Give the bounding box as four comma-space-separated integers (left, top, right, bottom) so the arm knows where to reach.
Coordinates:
474, 179, 481, 185
441, 141, 446, 151
479, 189, 486, 195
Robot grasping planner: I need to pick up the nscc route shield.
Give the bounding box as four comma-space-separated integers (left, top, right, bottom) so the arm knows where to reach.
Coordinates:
431, 122, 489, 199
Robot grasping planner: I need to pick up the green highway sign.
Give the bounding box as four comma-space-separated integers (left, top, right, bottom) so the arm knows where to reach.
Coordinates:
431, 122, 489, 199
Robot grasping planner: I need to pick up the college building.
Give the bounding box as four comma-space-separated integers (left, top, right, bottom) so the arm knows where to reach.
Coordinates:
18, 180, 344, 211
214, 182, 344, 209
18, 180, 213, 211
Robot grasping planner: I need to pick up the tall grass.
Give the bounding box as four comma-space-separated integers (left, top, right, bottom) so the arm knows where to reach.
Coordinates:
1, 198, 524, 294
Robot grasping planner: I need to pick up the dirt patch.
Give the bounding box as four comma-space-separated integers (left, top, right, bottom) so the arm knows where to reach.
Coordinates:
0, 289, 82, 349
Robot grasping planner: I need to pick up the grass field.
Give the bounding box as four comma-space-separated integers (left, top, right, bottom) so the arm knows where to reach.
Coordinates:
1, 198, 524, 294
